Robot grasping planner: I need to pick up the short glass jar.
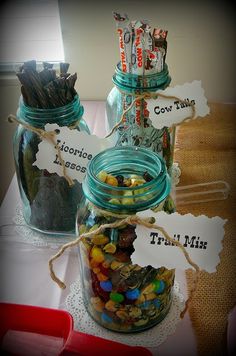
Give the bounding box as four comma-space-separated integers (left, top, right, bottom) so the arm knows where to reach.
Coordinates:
106, 63, 175, 173
13, 95, 90, 235
77, 146, 175, 332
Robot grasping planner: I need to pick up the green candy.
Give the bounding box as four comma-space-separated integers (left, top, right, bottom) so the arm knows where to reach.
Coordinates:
110, 292, 124, 303
153, 280, 165, 294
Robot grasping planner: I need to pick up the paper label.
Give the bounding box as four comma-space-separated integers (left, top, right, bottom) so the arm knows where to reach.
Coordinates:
132, 210, 226, 273
33, 124, 112, 183
147, 80, 210, 129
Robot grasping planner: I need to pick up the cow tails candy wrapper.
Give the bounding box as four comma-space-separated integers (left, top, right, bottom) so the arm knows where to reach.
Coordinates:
143, 23, 154, 51
132, 21, 145, 75
145, 50, 158, 74
113, 12, 132, 73
155, 48, 164, 73
153, 28, 168, 64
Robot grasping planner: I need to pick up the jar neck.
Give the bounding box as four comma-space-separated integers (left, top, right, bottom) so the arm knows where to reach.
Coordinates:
17, 95, 84, 128
112, 62, 171, 94
82, 146, 171, 214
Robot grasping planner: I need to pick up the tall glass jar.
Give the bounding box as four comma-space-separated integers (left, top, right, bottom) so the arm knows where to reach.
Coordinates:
77, 146, 175, 332
106, 63, 175, 173
13, 95, 90, 235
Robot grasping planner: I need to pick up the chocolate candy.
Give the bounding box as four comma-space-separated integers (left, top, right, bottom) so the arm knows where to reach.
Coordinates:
153, 299, 161, 308
125, 288, 140, 300
143, 171, 153, 182
101, 312, 113, 324
110, 292, 125, 303
153, 280, 165, 294
115, 175, 124, 186
100, 280, 113, 292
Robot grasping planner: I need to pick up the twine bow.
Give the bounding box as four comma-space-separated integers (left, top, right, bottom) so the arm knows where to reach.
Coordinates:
105, 90, 196, 138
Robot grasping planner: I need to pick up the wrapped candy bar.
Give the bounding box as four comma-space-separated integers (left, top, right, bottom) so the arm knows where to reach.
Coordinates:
153, 28, 168, 65
145, 50, 158, 73
113, 12, 132, 73
132, 21, 145, 75
143, 23, 154, 52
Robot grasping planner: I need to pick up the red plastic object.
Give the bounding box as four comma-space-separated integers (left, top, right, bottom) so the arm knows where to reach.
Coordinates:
0, 303, 152, 355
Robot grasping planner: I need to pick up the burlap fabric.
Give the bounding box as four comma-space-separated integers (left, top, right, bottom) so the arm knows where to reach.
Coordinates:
175, 102, 236, 355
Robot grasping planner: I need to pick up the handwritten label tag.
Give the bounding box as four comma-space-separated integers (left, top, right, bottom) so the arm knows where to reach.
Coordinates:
33, 124, 112, 183
147, 80, 210, 129
132, 210, 226, 272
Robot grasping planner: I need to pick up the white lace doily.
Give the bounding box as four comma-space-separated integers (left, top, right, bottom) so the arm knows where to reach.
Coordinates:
12, 203, 76, 249
66, 278, 185, 348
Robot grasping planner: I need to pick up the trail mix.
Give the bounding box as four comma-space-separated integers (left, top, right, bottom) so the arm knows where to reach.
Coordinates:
97, 169, 174, 212
78, 171, 175, 332
96, 170, 155, 206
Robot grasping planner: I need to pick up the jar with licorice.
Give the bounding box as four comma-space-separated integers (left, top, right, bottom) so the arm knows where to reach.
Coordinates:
12, 60, 90, 235
77, 146, 175, 332
106, 13, 176, 213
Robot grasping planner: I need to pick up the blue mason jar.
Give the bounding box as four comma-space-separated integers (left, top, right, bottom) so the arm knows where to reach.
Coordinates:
13, 95, 90, 235
77, 146, 175, 332
106, 62, 175, 173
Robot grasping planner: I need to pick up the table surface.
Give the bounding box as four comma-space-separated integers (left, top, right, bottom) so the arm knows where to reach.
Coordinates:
0, 100, 219, 355
174, 101, 236, 355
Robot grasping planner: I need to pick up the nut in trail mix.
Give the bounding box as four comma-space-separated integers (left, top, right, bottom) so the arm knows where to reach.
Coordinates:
96, 170, 154, 205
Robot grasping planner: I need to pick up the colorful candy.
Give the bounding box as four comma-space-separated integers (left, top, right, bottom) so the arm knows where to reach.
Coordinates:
153, 299, 161, 308
101, 312, 113, 324
92, 234, 109, 245
153, 280, 165, 294
125, 288, 140, 300
100, 280, 113, 292
103, 243, 116, 254
110, 292, 125, 303
90, 247, 105, 263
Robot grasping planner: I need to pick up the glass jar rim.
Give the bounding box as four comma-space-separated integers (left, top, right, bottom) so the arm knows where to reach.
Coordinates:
112, 62, 171, 92
83, 146, 171, 213
19, 94, 79, 113
17, 94, 84, 127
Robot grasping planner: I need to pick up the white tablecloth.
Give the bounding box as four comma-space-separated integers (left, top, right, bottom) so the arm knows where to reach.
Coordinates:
0, 101, 197, 356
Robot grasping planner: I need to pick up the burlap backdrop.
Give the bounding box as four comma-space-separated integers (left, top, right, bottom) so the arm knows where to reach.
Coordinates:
174, 102, 236, 355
